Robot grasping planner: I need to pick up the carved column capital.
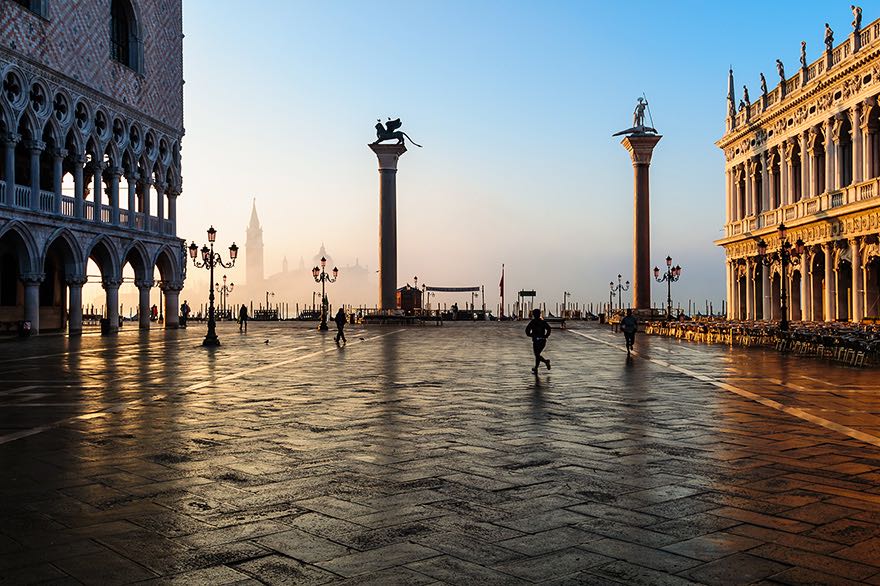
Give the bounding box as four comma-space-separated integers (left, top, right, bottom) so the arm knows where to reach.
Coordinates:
24, 139, 46, 153
65, 276, 88, 287
101, 277, 123, 290
134, 279, 155, 289
2, 132, 21, 146
160, 281, 184, 293
107, 166, 124, 178
52, 147, 68, 159
19, 272, 45, 284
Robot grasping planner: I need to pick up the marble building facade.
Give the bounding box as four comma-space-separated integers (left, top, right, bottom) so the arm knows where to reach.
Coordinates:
0, 0, 185, 334
718, 9, 880, 323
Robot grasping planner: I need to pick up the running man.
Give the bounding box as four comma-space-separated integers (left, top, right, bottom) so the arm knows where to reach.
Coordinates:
620, 308, 638, 355
238, 304, 249, 333
525, 308, 552, 374
334, 307, 347, 344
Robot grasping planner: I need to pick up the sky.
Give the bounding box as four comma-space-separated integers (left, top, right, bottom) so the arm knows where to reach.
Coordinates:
148, 0, 859, 314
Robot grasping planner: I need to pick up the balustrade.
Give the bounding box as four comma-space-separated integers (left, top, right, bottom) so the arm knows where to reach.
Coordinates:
0, 179, 5, 205
60, 196, 74, 216
39, 190, 54, 213
14, 184, 29, 208
84, 201, 94, 221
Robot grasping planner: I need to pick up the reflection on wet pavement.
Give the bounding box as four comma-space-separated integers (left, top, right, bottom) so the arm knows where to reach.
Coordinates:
0, 321, 879, 584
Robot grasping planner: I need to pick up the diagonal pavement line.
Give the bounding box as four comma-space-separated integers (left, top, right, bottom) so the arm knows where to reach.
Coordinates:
568, 329, 880, 449
0, 330, 404, 446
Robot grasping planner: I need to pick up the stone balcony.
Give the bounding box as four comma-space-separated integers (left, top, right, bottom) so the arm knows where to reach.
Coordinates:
0, 178, 174, 236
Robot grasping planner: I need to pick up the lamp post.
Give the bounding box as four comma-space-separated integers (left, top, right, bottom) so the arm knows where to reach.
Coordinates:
215, 274, 234, 318
312, 256, 338, 331
610, 274, 630, 311
563, 291, 572, 317
189, 226, 238, 347
265, 291, 274, 313
653, 256, 682, 320
757, 223, 804, 332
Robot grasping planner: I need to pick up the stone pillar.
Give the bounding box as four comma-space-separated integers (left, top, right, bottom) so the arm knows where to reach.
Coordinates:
745, 161, 754, 217
52, 148, 66, 214
369, 143, 408, 310
800, 253, 811, 322
779, 147, 789, 206
807, 129, 819, 198
126, 171, 138, 228
852, 237, 863, 322
824, 242, 835, 322
108, 166, 122, 225
154, 182, 166, 234
862, 99, 875, 181
725, 170, 732, 224
762, 265, 771, 321
733, 167, 742, 220
167, 189, 179, 236
760, 151, 770, 213
745, 260, 755, 320
851, 105, 864, 184
72, 155, 86, 219
824, 118, 835, 192
726, 261, 733, 319
21, 273, 44, 335
135, 280, 153, 330
2, 133, 20, 201
799, 132, 809, 201
92, 160, 104, 223
162, 282, 182, 329
66, 277, 86, 335
102, 278, 121, 334
141, 177, 152, 231
26, 140, 45, 211
620, 134, 662, 310
785, 140, 798, 205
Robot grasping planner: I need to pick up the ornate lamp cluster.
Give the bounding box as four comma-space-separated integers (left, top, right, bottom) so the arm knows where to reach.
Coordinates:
215, 274, 234, 317
756, 223, 805, 332
189, 226, 238, 346
609, 274, 630, 312
311, 256, 339, 331
654, 256, 683, 320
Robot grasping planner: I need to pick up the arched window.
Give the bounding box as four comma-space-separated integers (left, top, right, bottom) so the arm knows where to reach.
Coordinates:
110, 0, 142, 73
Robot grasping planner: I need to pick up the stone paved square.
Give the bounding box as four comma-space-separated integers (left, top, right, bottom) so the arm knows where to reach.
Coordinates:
1, 322, 880, 584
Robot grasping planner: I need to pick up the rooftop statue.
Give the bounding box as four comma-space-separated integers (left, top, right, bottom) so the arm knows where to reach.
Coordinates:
853, 5, 862, 31
612, 97, 658, 136
800, 41, 807, 69
742, 85, 750, 106
760, 73, 768, 96
372, 118, 423, 147
825, 23, 834, 51
776, 59, 785, 82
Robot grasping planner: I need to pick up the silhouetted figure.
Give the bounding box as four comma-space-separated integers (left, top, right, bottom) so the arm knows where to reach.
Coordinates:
621, 308, 638, 356
150, 304, 158, 322
180, 300, 190, 327
334, 308, 347, 344
238, 304, 249, 333
525, 308, 551, 374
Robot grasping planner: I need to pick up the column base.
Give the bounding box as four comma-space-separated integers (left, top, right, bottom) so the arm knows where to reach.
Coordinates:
202, 335, 221, 347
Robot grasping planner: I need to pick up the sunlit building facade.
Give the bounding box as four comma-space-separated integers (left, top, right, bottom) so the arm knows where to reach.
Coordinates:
718, 12, 880, 322
0, 0, 184, 334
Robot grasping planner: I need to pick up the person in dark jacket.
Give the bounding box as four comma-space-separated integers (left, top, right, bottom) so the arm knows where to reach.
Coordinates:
334, 308, 347, 344
620, 308, 638, 355
525, 308, 551, 374
238, 304, 249, 333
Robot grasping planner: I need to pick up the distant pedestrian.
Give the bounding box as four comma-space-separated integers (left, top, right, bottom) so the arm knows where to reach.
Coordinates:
621, 308, 638, 355
238, 304, 249, 333
525, 308, 551, 374
150, 304, 158, 322
334, 308, 347, 344
180, 300, 190, 327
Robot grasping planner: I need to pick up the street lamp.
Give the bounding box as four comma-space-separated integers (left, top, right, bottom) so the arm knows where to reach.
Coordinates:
265, 291, 274, 312
757, 223, 804, 332
189, 226, 238, 346
609, 274, 630, 311
215, 274, 234, 318
653, 256, 682, 320
311, 256, 338, 331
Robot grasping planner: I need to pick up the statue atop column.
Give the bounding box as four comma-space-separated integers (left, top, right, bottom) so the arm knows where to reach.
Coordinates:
612, 97, 658, 136
825, 23, 834, 51
852, 5, 862, 32
372, 118, 422, 147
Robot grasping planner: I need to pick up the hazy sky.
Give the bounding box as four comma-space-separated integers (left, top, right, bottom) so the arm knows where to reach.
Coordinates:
161, 0, 854, 313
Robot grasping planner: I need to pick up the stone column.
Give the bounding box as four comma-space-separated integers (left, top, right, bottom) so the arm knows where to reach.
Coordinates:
72, 155, 86, 219
726, 261, 733, 319
108, 166, 122, 226
66, 276, 86, 335
852, 237, 863, 322
21, 273, 44, 335
369, 142, 408, 310
824, 242, 835, 322
620, 134, 662, 310
732, 167, 742, 220
800, 253, 811, 322
141, 177, 152, 231
824, 118, 835, 192
760, 151, 770, 213
863, 98, 876, 181
762, 265, 771, 321
167, 189, 179, 236
745, 260, 754, 319
91, 160, 104, 223
851, 105, 864, 184
154, 182, 166, 234
725, 170, 732, 224
779, 147, 789, 206
786, 140, 798, 205
52, 148, 66, 214
2, 133, 20, 201
102, 278, 121, 334
26, 140, 45, 211
799, 132, 809, 201
745, 161, 755, 217
126, 171, 138, 228
162, 282, 182, 329
807, 129, 819, 198
135, 280, 153, 330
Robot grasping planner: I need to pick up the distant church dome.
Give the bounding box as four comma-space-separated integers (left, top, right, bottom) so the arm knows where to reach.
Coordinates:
312, 243, 334, 268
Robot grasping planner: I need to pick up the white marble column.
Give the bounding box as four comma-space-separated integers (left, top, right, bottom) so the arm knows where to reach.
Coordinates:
799, 132, 809, 201
807, 129, 819, 198
852, 105, 864, 184
102, 278, 121, 334
21, 273, 44, 335
824, 118, 836, 192
136, 280, 153, 330
786, 141, 797, 205
162, 282, 182, 329
760, 151, 770, 214
852, 237, 864, 322
66, 276, 86, 335
780, 149, 789, 207
824, 242, 835, 322
745, 163, 755, 217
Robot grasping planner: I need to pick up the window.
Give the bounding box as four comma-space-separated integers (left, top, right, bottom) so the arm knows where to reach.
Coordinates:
110, 0, 142, 73
12, 0, 48, 18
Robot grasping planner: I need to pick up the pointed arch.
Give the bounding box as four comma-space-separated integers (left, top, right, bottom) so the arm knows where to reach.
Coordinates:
42, 227, 85, 277
153, 245, 181, 285
0, 220, 39, 274
84, 235, 121, 280
121, 240, 151, 282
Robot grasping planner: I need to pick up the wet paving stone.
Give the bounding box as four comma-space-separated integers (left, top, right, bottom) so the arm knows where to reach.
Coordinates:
1, 322, 880, 583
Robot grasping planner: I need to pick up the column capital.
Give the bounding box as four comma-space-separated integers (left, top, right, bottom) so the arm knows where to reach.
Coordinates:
2, 132, 21, 146
107, 166, 124, 178
134, 279, 155, 289
153, 181, 167, 194
620, 134, 663, 165
90, 159, 106, 172
24, 139, 46, 153
101, 277, 123, 290
19, 272, 45, 284
71, 153, 89, 165
368, 143, 407, 170
160, 280, 184, 292
167, 188, 181, 198
52, 147, 68, 159
65, 276, 88, 286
